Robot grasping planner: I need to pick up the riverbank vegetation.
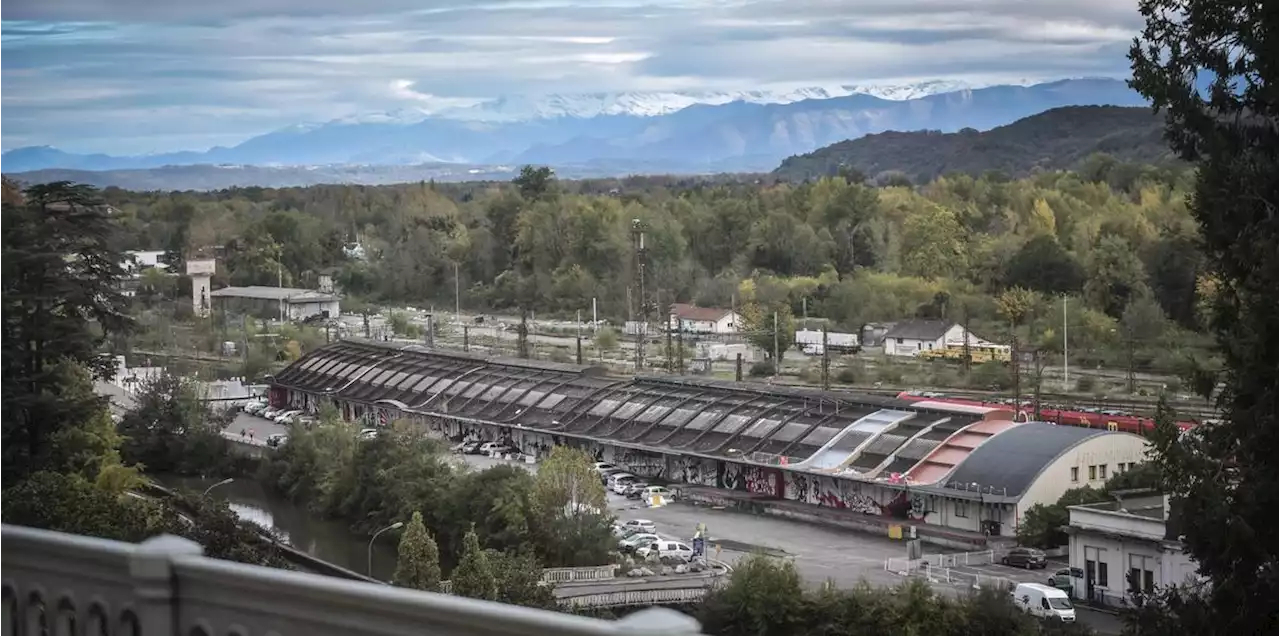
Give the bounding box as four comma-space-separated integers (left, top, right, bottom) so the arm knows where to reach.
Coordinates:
260, 418, 615, 578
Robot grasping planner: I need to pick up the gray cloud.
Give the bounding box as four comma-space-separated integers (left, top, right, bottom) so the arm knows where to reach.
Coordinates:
2, 0, 1141, 154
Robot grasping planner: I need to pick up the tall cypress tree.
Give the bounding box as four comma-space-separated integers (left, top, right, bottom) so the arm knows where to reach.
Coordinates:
393, 511, 441, 592
450, 526, 497, 600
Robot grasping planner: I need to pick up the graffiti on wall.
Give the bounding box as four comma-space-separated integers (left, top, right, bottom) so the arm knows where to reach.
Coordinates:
722, 463, 780, 496
782, 472, 933, 521
674, 456, 719, 487
615, 448, 668, 479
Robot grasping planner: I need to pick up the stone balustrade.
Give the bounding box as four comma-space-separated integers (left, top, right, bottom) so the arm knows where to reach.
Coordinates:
1, 524, 704, 636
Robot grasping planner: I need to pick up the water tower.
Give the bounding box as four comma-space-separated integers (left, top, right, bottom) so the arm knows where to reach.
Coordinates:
186, 259, 216, 317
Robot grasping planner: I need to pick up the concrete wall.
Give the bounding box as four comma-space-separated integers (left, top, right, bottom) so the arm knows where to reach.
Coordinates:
1068, 530, 1197, 605
1016, 433, 1150, 520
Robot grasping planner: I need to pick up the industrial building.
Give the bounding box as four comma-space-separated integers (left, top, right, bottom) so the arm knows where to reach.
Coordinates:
269, 341, 1150, 543
210, 285, 341, 322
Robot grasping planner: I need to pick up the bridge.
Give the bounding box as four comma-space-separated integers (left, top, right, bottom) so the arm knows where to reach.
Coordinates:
3, 524, 708, 636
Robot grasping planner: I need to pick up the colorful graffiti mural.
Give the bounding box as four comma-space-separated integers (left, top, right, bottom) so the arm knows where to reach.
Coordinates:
669, 456, 781, 496
782, 471, 932, 521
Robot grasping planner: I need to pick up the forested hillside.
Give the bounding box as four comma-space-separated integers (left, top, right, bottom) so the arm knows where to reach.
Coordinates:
103, 156, 1211, 374
773, 106, 1180, 183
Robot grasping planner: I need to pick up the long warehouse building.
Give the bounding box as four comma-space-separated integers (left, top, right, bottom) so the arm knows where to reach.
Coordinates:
268, 340, 1148, 544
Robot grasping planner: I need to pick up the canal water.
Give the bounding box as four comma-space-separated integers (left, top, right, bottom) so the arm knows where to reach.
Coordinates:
153, 475, 400, 581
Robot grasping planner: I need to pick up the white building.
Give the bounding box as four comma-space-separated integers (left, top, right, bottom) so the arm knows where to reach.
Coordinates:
1066, 492, 1198, 607
210, 286, 341, 322
882, 319, 1003, 357
668, 304, 739, 334
124, 250, 169, 275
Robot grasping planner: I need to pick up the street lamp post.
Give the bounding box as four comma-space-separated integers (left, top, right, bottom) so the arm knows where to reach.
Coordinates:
202, 478, 234, 497
368, 521, 404, 576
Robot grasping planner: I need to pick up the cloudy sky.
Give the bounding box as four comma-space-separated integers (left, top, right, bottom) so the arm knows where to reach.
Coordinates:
2, 0, 1140, 155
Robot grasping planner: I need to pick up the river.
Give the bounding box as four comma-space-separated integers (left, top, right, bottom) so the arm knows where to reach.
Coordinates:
153, 475, 400, 581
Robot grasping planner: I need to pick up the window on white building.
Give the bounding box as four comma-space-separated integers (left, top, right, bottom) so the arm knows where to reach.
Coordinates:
1128, 554, 1156, 594
1071, 467, 1079, 482
955, 501, 968, 518
1089, 465, 1097, 480
1099, 464, 1108, 479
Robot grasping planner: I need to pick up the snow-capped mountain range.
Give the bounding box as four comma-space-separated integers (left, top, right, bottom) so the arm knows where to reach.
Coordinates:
4, 78, 1143, 178
326, 79, 987, 126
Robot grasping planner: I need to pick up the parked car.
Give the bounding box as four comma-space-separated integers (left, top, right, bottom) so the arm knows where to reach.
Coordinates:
635, 540, 694, 562
261, 407, 282, 419
1047, 567, 1084, 588
266, 433, 288, 448
272, 410, 303, 424
1011, 583, 1076, 622
598, 467, 627, 483
243, 400, 267, 414
358, 428, 379, 441
594, 462, 617, 472
636, 485, 675, 502
1001, 547, 1049, 569
618, 533, 660, 553
617, 519, 657, 534
623, 482, 650, 498
609, 474, 640, 494
461, 441, 490, 454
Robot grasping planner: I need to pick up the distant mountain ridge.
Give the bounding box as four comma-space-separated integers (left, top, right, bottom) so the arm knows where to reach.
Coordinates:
4, 78, 1148, 177
772, 106, 1178, 181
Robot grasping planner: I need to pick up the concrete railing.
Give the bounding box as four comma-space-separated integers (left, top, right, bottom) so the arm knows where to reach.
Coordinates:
542, 564, 618, 584
560, 587, 710, 609
2, 524, 704, 636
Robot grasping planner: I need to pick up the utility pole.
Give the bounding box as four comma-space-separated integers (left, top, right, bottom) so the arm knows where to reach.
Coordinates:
735, 353, 743, 382
772, 311, 780, 380
592, 297, 598, 334
677, 324, 685, 374
1062, 295, 1070, 391
1011, 332, 1022, 420
454, 262, 461, 330
517, 310, 529, 358
821, 326, 831, 391
576, 310, 583, 365
1126, 336, 1137, 395
665, 297, 674, 372
962, 306, 972, 377
463, 325, 470, 352
631, 219, 649, 373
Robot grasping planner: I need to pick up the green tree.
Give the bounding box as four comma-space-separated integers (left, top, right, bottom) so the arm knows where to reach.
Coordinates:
1016, 486, 1111, 548
699, 552, 808, 636
2, 180, 134, 482
1003, 235, 1085, 295
393, 510, 442, 592
117, 371, 232, 475
534, 445, 606, 516
451, 527, 498, 600
738, 299, 794, 361
488, 550, 557, 609
593, 327, 619, 357
900, 201, 967, 280
513, 165, 556, 202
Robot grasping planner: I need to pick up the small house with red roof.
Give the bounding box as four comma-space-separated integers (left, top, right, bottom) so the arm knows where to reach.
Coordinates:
668, 303, 740, 334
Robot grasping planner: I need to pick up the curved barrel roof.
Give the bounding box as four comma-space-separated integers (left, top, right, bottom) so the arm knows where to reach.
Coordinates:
271, 341, 990, 476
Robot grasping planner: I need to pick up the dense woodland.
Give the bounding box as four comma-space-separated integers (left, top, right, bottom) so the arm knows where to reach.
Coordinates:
101, 154, 1213, 375
774, 106, 1182, 182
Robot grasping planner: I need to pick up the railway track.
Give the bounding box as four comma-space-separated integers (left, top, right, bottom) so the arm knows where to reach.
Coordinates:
769, 379, 1219, 419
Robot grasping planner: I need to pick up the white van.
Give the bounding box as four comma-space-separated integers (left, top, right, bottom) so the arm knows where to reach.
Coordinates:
1011, 583, 1076, 622
636, 540, 694, 562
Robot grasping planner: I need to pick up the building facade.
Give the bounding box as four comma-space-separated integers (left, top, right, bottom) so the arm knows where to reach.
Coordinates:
1066, 494, 1197, 607
268, 341, 1152, 545
668, 304, 739, 334
211, 286, 341, 321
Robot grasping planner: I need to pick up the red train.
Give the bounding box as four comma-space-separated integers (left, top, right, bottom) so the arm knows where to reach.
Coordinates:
896, 391, 1197, 435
